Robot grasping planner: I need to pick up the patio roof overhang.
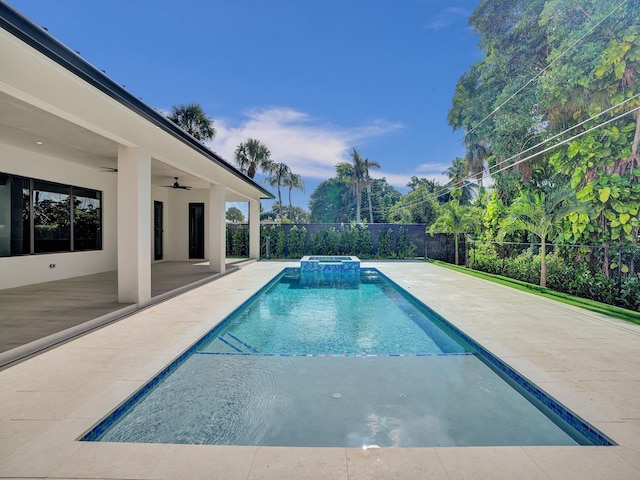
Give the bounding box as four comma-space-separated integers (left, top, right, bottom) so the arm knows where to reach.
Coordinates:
0, 2, 275, 202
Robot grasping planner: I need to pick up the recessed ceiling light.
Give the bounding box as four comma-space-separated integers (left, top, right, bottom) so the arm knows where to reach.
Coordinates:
36, 141, 43, 145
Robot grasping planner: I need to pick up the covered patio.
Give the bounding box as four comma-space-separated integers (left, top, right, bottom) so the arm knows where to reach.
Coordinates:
0, 4, 273, 308
0, 258, 254, 367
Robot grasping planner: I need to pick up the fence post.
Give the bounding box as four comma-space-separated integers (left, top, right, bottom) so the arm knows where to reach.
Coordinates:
465, 235, 469, 267
266, 236, 271, 260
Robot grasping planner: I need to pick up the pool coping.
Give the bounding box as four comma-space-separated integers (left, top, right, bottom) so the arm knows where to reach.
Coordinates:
1, 260, 639, 479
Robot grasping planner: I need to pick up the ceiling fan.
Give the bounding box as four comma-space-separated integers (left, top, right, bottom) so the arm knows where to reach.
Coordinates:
164, 177, 192, 190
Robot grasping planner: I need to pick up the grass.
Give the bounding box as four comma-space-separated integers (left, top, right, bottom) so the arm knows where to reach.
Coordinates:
428, 259, 640, 326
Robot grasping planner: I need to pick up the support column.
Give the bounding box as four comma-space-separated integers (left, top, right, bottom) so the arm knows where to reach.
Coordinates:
249, 199, 260, 259
117, 145, 151, 305
209, 183, 226, 274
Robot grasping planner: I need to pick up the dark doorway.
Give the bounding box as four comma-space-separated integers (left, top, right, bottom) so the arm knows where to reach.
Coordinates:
189, 203, 205, 259
154, 201, 163, 260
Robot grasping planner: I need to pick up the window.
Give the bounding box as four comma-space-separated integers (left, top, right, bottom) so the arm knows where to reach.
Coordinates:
74, 187, 102, 251
34, 180, 71, 253
0, 173, 102, 257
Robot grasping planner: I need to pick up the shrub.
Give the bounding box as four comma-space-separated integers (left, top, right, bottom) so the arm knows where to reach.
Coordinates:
396, 226, 417, 259
356, 225, 373, 258
377, 228, 393, 258
287, 225, 307, 258
231, 226, 248, 256
619, 275, 640, 311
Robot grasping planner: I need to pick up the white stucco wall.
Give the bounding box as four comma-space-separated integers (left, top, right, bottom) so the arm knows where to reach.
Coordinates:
0, 143, 117, 289
166, 188, 210, 262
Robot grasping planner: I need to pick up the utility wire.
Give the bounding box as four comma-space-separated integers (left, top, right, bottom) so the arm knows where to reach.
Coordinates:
465, 0, 629, 137
485, 106, 639, 178
487, 93, 640, 176
366, 104, 640, 216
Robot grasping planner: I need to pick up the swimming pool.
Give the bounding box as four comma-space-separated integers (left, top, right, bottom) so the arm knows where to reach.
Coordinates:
82, 268, 614, 448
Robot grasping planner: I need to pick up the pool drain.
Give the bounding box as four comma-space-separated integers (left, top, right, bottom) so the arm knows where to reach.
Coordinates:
400, 393, 406, 398
332, 393, 342, 399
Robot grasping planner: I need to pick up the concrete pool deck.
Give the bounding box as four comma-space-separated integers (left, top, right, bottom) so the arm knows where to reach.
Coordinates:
0, 260, 639, 479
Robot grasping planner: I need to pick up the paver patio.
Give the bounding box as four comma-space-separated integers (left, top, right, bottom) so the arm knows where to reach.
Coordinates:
0, 261, 638, 479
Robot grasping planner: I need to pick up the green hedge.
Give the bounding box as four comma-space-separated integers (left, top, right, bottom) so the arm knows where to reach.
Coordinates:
468, 242, 640, 311
252, 224, 418, 259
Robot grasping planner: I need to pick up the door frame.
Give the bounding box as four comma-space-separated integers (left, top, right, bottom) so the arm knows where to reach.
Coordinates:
153, 200, 163, 261
188, 202, 205, 259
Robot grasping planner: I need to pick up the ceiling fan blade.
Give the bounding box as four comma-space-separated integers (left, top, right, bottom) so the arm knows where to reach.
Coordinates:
163, 177, 192, 189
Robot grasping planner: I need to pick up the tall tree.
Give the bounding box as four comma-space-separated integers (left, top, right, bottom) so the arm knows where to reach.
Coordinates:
389, 186, 440, 226
336, 148, 379, 223
283, 172, 305, 211
309, 178, 353, 223
539, 0, 640, 275
444, 157, 477, 205
167, 103, 215, 141
499, 188, 589, 287
225, 206, 245, 223
264, 162, 291, 206
449, 0, 550, 199
234, 139, 272, 179
407, 176, 440, 193
363, 157, 381, 223
429, 200, 480, 265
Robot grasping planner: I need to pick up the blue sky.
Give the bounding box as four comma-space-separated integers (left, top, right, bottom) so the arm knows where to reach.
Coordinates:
8, 0, 482, 211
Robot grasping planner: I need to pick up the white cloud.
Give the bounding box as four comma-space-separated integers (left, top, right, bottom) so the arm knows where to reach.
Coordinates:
208, 107, 402, 180
422, 7, 471, 31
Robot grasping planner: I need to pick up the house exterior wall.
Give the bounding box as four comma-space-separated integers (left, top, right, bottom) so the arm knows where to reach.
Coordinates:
0, 6, 272, 298
0, 143, 118, 290
165, 188, 210, 262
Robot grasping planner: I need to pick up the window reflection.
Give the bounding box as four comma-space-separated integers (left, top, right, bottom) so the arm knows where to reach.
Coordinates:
0, 173, 102, 256
33, 181, 71, 253
74, 188, 102, 250
0, 174, 30, 256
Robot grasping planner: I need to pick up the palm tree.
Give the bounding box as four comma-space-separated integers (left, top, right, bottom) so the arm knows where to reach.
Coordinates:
234, 139, 272, 179
464, 133, 490, 187
283, 172, 305, 212
444, 157, 477, 205
499, 188, 588, 288
264, 162, 291, 206
336, 148, 378, 223
429, 200, 478, 265
167, 103, 215, 141
363, 156, 381, 223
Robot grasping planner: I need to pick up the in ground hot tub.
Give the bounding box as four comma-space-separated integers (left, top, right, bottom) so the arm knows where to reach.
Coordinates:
300, 255, 360, 285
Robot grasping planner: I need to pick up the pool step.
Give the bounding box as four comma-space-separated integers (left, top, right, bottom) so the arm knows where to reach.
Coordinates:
216, 333, 259, 354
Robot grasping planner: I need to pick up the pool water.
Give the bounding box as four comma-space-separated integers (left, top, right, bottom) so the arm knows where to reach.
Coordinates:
198, 272, 465, 356
83, 268, 613, 447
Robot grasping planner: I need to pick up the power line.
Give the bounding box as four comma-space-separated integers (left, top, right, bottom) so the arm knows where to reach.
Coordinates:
485, 106, 639, 178
367, 104, 640, 216
487, 93, 640, 177
464, 0, 629, 137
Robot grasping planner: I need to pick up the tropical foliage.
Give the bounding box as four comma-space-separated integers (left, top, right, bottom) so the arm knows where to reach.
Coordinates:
336, 148, 381, 224
441, 0, 640, 308
234, 138, 272, 179
167, 103, 216, 141
225, 206, 245, 223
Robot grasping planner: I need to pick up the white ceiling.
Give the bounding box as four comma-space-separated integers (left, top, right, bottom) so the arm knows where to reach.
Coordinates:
0, 91, 242, 195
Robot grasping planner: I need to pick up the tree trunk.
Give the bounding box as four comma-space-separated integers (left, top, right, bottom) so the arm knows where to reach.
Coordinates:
367, 184, 374, 223
540, 236, 547, 288
454, 234, 459, 265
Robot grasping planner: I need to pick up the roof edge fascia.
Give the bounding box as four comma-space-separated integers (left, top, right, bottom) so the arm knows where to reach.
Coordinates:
0, 2, 275, 200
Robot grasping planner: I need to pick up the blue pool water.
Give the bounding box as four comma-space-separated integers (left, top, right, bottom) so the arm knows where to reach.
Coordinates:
83, 268, 614, 448
198, 271, 464, 356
